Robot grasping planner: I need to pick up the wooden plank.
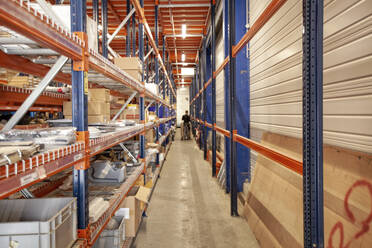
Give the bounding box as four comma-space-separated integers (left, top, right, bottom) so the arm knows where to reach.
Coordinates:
243, 132, 372, 247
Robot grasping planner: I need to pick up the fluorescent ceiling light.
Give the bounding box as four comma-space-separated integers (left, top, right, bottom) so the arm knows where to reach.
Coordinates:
182, 78, 184, 83
181, 68, 194, 76
181, 53, 186, 62
182, 24, 187, 39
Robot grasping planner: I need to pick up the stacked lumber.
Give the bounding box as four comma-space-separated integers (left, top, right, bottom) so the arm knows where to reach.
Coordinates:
243, 132, 372, 247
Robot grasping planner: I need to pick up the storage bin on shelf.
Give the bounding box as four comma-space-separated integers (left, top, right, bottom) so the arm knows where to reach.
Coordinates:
0, 197, 77, 248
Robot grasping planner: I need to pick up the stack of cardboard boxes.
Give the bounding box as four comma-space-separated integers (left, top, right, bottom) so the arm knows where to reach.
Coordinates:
114, 57, 142, 82
7, 75, 40, 88
63, 88, 111, 124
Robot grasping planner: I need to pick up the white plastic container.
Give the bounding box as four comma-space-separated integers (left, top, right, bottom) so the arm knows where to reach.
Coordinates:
92, 215, 126, 248
0, 197, 77, 248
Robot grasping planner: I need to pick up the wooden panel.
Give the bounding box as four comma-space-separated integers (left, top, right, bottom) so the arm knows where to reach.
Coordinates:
243, 132, 372, 247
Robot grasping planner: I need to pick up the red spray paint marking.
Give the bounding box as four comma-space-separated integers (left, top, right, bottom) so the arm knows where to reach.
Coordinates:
328, 180, 372, 248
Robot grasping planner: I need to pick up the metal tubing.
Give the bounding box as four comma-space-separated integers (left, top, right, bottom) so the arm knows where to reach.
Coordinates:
203, 38, 207, 160
229, 0, 238, 216
101, 0, 108, 58
139, 0, 145, 159
126, 0, 131, 56
93, 0, 99, 51
2, 56, 68, 131
112, 92, 137, 121
0, 37, 36, 45
211, 0, 217, 177
132, 10, 136, 57
108, 8, 135, 44
303, 0, 324, 246
4, 48, 59, 56
144, 48, 154, 61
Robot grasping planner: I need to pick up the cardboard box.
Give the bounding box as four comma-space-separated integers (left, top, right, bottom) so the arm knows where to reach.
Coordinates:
121, 193, 141, 237
64, 101, 110, 116
135, 174, 145, 186
63, 101, 72, 116
145, 129, 155, 143
88, 88, 110, 102
123, 104, 139, 120
114, 57, 142, 71
124, 69, 141, 82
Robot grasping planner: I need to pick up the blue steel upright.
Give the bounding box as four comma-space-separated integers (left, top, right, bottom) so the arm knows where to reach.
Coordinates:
139, 0, 145, 159
234, 0, 250, 190
302, 0, 324, 247
132, 9, 136, 57
211, 0, 217, 177
223, 0, 231, 194
70, 0, 89, 231
101, 0, 108, 58
228, 0, 238, 216
155, 2, 160, 166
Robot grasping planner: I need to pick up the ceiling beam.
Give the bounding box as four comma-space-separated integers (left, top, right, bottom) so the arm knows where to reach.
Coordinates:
107, 0, 122, 24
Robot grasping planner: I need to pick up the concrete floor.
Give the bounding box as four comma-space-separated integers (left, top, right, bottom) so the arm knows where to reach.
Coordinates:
133, 131, 260, 248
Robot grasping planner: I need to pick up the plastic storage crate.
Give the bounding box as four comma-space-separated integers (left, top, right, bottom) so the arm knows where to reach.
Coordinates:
92, 215, 125, 248
0, 197, 77, 248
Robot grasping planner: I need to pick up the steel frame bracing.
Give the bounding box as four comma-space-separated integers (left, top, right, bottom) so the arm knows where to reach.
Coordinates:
190, 0, 325, 245
0, 1, 177, 247
302, 0, 324, 246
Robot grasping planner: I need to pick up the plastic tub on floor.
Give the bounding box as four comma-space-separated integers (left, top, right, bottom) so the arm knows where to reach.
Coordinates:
0, 197, 77, 248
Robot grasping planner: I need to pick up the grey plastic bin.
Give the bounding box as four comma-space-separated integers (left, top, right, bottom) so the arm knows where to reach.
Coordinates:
0, 197, 77, 248
92, 215, 125, 248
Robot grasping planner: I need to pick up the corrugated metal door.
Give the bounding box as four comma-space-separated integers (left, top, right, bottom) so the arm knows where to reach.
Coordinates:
250, 0, 372, 154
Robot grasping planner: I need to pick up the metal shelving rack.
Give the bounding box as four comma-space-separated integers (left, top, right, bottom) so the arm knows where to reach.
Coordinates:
189, 0, 324, 247
0, 0, 176, 247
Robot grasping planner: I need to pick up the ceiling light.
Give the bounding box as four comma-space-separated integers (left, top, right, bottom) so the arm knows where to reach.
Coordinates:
182, 78, 184, 83
182, 24, 187, 39
181, 68, 194, 76
181, 53, 186, 62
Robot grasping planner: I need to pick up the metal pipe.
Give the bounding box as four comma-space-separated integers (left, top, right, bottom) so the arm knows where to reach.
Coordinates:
0, 37, 37, 45
144, 48, 153, 61
3, 56, 68, 131
126, 0, 131, 56
211, 0, 217, 177
4, 48, 59, 55
229, 0, 238, 217
108, 8, 135, 45
101, 0, 108, 58
132, 10, 136, 57
112, 92, 137, 121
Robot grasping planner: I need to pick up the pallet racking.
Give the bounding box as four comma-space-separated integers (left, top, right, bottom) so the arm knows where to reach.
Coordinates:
0, 0, 176, 246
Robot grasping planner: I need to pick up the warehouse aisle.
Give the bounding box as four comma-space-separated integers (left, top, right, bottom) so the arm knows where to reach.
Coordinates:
133, 131, 259, 248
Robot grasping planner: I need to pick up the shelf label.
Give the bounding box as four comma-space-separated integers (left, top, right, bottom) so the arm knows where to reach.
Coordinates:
84, 72, 88, 94
93, 146, 102, 153
74, 153, 83, 161
37, 167, 47, 180
20, 172, 39, 186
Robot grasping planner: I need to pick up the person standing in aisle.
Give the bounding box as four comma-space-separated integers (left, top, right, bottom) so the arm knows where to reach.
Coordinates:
181, 111, 191, 140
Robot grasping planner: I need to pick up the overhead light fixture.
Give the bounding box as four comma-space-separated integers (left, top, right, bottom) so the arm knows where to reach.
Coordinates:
181, 53, 186, 62
181, 68, 194, 76
182, 24, 187, 39
182, 78, 184, 83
